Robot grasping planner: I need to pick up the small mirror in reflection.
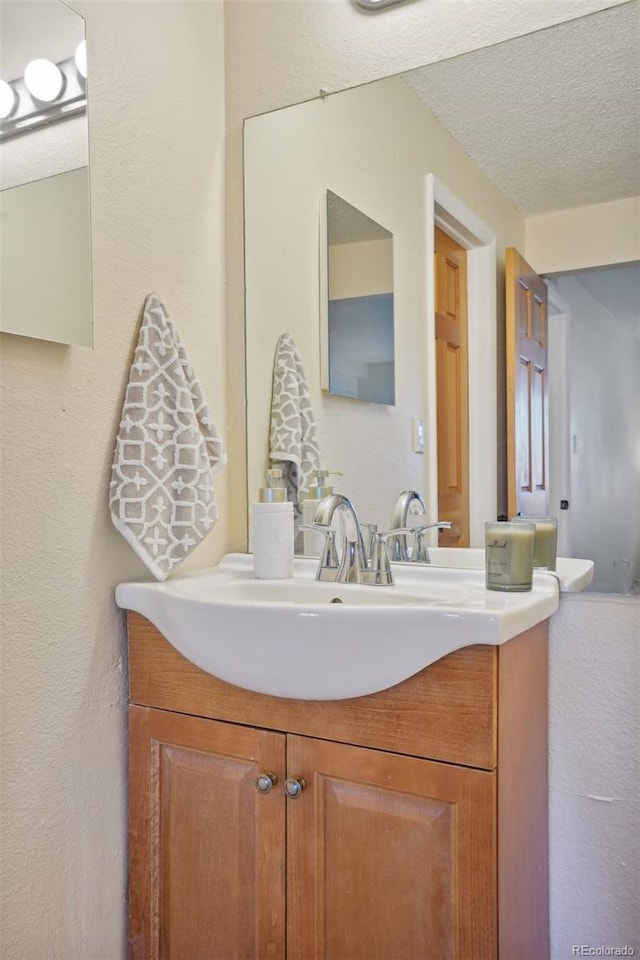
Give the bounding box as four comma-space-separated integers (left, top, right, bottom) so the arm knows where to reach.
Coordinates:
323, 190, 395, 405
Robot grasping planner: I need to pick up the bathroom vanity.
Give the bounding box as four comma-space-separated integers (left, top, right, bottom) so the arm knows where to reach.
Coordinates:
126, 605, 550, 959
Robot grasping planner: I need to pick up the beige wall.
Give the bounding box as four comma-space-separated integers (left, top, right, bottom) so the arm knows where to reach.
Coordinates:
526, 196, 640, 274
549, 593, 640, 955
329, 238, 393, 299
0, 3, 226, 957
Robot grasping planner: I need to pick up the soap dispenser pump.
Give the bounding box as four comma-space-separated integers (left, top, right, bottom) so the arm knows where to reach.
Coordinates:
253, 468, 294, 579
302, 470, 340, 556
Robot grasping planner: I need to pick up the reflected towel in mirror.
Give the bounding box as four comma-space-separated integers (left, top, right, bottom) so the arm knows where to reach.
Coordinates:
269, 332, 321, 511
109, 293, 226, 580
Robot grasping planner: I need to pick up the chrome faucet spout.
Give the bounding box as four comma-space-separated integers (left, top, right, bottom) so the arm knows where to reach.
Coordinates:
312, 494, 368, 583
388, 490, 426, 561
388, 490, 451, 563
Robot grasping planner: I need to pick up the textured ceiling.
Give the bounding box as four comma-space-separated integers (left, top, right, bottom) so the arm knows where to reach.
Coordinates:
403, 2, 640, 215
327, 189, 391, 244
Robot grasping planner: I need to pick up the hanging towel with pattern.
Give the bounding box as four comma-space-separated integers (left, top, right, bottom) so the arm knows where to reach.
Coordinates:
109, 293, 226, 580
269, 332, 321, 511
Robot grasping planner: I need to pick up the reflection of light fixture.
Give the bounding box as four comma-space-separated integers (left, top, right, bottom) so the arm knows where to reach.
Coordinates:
74, 41, 87, 79
62, 99, 86, 113
0, 79, 17, 119
0, 47, 87, 140
16, 115, 46, 129
24, 58, 65, 102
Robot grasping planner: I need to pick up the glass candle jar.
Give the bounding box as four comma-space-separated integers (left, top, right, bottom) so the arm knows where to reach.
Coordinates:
510, 516, 558, 571
485, 521, 536, 592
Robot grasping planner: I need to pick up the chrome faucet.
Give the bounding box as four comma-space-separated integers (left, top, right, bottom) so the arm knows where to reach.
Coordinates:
311, 493, 394, 585
388, 490, 426, 561
388, 490, 451, 563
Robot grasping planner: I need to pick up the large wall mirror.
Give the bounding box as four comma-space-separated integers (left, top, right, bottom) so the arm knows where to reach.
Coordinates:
244, 4, 640, 593
0, 0, 93, 347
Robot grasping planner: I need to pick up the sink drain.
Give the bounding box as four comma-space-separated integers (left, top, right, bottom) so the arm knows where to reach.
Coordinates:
329, 597, 344, 604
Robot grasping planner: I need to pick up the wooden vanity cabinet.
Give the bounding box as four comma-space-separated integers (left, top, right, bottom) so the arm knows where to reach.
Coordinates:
127, 612, 549, 960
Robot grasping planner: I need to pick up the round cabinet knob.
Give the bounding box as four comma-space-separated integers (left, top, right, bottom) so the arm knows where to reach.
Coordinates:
284, 777, 306, 799
255, 772, 278, 794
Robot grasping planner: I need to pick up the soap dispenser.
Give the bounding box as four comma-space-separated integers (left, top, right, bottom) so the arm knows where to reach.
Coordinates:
302, 470, 339, 556
253, 468, 294, 579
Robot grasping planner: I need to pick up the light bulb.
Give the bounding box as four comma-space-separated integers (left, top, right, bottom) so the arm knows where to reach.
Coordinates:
0, 80, 17, 119
75, 40, 87, 79
24, 59, 64, 102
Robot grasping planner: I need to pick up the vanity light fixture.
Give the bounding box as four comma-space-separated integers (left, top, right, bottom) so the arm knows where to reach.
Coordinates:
0, 79, 17, 120
24, 58, 65, 102
62, 100, 86, 113
74, 41, 87, 80
0, 49, 87, 141
353, 0, 413, 9
16, 115, 46, 129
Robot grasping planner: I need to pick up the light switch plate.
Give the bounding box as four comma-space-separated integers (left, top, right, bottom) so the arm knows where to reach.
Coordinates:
412, 417, 425, 454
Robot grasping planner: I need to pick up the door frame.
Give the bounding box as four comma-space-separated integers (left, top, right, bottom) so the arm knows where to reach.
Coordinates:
426, 175, 497, 547
545, 279, 572, 558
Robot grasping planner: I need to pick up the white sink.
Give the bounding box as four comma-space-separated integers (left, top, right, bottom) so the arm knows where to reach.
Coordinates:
425, 547, 594, 593
116, 553, 559, 700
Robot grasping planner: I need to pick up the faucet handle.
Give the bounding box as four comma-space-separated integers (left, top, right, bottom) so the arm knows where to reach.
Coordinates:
404, 516, 452, 532
378, 526, 413, 539
405, 518, 452, 563
301, 525, 340, 571
383, 519, 452, 563
359, 521, 378, 561
319, 529, 339, 570
302, 526, 339, 581
362, 529, 397, 586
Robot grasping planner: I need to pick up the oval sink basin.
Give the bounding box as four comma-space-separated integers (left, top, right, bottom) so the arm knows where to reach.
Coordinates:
167, 573, 471, 607
116, 553, 559, 700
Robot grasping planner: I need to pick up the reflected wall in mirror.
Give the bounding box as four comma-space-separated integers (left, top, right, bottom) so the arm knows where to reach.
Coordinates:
0, 0, 93, 347
244, 4, 640, 591
322, 190, 395, 405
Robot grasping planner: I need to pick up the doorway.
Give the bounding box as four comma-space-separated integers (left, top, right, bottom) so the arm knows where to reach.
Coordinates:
434, 226, 469, 547
545, 262, 640, 594
426, 175, 497, 548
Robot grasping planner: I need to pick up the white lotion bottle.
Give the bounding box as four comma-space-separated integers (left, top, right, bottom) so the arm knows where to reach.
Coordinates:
253, 468, 294, 579
302, 470, 337, 557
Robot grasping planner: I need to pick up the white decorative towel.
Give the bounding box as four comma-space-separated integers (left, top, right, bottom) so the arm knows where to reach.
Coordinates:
109, 293, 226, 580
269, 332, 321, 510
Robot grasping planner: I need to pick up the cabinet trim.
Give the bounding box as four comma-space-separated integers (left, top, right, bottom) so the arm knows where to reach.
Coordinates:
497, 621, 549, 957
128, 612, 497, 769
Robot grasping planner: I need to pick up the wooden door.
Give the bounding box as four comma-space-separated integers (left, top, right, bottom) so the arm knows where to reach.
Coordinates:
286, 735, 496, 960
129, 706, 286, 960
435, 227, 469, 547
506, 248, 549, 518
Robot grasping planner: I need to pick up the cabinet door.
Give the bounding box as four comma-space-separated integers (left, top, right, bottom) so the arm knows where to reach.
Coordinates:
129, 706, 286, 960
286, 735, 496, 960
